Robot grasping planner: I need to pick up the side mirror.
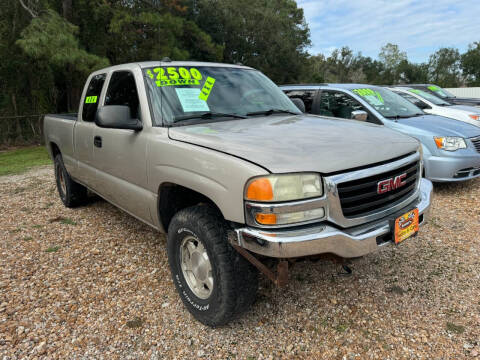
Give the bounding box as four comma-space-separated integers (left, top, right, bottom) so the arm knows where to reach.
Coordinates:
291, 98, 306, 113
351, 110, 368, 121
95, 105, 143, 131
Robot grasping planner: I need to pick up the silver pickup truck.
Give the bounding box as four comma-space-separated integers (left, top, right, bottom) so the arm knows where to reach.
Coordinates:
44, 61, 433, 326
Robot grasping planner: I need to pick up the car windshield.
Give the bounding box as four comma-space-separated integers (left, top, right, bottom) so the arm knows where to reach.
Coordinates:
426, 85, 455, 99
352, 87, 424, 118
408, 89, 451, 105
143, 65, 300, 125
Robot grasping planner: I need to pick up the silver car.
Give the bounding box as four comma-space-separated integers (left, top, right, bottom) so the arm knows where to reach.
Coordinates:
282, 84, 480, 182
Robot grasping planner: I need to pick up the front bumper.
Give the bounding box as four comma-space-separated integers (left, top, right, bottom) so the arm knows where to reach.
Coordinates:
230, 178, 433, 258
425, 154, 480, 182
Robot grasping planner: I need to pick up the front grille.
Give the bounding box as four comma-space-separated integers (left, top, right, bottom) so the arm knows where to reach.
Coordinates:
337, 161, 420, 218
471, 136, 480, 153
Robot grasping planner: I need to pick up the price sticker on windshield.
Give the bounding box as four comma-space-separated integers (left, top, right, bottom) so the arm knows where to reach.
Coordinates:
353, 88, 384, 105
146, 67, 203, 87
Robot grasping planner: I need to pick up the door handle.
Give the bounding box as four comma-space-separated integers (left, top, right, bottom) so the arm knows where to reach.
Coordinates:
94, 136, 102, 148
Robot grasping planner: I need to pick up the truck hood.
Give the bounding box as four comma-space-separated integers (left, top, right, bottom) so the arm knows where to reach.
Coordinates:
395, 114, 480, 137
168, 114, 420, 174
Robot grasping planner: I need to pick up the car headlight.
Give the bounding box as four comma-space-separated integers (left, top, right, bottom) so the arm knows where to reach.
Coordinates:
433, 136, 467, 151
245, 173, 323, 202
245, 173, 324, 226
468, 114, 480, 121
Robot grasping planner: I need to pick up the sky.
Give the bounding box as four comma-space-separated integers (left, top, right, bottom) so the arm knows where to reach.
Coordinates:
297, 0, 480, 63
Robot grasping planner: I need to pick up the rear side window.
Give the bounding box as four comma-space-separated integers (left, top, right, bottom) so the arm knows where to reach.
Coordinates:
317, 91, 367, 120
104, 71, 140, 119
284, 90, 316, 112
82, 74, 106, 122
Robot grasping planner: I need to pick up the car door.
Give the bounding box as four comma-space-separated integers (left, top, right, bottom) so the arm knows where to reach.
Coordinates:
72, 73, 107, 186
92, 69, 152, 223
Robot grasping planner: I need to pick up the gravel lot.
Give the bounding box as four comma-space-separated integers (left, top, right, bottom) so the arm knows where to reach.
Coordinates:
1, 166, 479, 359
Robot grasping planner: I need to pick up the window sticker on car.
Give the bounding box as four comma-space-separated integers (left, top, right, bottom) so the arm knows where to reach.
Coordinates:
85, 96, 97, 104
175, 88, 210, 112
198, 77, 216, 101
146, 67, 203, 87
409, 89, 423, 95
352, 88, 384, 105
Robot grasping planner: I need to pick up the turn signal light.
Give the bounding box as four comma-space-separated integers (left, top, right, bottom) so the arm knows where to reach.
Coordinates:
255, 213, 277, 225
246, 178, 273, 201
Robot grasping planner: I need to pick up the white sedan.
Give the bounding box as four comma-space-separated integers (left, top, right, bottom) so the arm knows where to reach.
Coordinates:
389, 86, 480, 127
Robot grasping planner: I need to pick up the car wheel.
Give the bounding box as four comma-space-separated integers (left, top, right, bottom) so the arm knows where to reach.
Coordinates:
54, 154, 87, 208
167, 205, 258, 326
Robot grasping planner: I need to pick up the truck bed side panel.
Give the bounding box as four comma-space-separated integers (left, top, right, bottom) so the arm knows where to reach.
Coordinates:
44, 114, 77, 173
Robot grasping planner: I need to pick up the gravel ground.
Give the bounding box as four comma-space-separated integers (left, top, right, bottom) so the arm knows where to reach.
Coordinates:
1, 166, 479, 359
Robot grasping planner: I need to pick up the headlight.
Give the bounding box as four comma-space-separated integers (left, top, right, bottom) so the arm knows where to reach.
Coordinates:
433, 136, 467, 151
245, 173, 323, 202
468, 114, 480, 121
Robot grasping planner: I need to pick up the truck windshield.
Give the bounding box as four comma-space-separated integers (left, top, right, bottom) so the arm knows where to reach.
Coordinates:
426, 85, 455, 99
143, 66, 300, 126
352, 87, 424, 119
408, 89, 451, 106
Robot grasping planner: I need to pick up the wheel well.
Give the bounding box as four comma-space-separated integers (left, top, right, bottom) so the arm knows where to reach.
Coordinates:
158, 183, 222, 231
50, 142, 61, 158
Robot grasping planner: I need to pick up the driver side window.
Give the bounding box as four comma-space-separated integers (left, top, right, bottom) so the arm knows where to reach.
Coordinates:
105, 71, 141, 119
316, 91, 370, 121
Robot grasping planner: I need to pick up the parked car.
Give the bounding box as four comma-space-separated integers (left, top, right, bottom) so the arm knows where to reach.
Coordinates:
44, 63, 432, 326
388, 86, 480, 127
281, 84, 480, 182
396, 84, 480, 107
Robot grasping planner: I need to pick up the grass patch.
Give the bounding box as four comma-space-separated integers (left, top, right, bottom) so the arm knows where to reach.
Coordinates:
45, 245, 60, 253
60, 218, 77, 225
446, 322, 465, 334
0, 146, 51, 176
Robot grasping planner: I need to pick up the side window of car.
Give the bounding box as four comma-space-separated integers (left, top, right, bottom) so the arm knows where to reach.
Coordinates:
104, 71, 140, 119
395, 92, 430, 109
82, 74, 106, 122
283, 90, 316, 112
318, 91, 370, 121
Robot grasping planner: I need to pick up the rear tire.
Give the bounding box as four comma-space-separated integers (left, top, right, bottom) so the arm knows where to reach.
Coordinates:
54, 154, 87, 208
167, 205, 258, 327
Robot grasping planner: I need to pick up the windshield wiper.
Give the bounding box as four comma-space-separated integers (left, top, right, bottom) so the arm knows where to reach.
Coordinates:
172, 112, 247, 124
246, 109, 299, 116
385, 115, 412, 119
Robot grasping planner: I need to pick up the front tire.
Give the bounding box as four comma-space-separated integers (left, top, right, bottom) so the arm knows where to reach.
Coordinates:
167, 205, 258, 326
54, 154, 87, 208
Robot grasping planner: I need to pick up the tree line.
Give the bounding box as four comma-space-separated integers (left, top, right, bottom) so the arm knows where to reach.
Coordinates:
1, 0, 480, 126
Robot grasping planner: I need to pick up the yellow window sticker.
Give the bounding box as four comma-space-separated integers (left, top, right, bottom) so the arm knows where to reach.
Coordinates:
147, 67, 203, 87
85, 96, 97, 104
198, 77, 216, 101
353, 88, 384, 105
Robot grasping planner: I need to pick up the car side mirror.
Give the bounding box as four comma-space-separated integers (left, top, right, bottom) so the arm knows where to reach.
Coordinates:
291, 98, 306, 113
351, 110, 368, 121
95, 105, 143, 131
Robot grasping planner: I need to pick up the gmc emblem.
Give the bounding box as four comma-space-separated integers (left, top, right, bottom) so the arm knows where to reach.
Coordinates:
377, 173, 407, 194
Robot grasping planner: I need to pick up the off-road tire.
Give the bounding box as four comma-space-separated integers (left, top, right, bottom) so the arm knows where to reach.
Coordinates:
54, 154, 87, 208
167, 205, 258, 327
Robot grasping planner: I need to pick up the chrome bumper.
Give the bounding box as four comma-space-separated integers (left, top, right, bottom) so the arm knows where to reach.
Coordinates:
230, 178, 433, 258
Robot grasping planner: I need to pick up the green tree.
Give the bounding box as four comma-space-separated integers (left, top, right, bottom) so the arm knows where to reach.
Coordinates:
461, 42, 480, 86
397, 60, 429, 84
189, 0, 311, 83
378, 43, 407, 83
428, 47, 462, 87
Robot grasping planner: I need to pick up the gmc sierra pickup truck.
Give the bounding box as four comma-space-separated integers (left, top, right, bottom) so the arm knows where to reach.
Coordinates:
44, 61, 432, 326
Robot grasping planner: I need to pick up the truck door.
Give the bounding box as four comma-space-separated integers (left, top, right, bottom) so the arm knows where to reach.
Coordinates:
92, 70, 152, 223
73, 73, 106, 186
